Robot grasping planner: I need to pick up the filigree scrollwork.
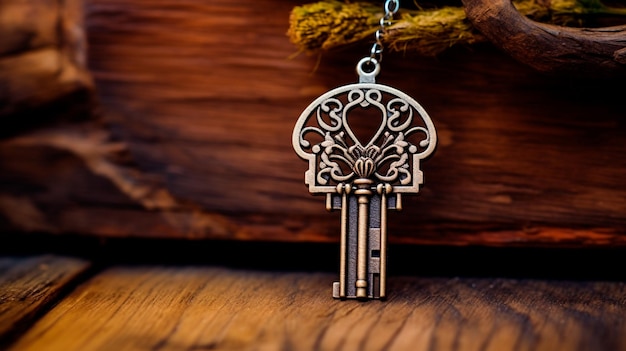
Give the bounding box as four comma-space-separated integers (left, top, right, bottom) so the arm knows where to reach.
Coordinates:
293, 83, 437, 194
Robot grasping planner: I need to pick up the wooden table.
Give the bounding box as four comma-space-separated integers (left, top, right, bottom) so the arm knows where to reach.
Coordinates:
2, 240, 625, 351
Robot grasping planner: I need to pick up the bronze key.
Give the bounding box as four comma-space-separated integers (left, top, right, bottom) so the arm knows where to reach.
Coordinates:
293, 59, 437, 300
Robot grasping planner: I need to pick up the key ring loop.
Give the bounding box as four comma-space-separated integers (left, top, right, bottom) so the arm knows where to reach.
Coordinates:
357, 57, 380, 83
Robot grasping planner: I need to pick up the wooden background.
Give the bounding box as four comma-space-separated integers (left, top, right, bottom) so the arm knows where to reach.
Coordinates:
1, 0, 625, 247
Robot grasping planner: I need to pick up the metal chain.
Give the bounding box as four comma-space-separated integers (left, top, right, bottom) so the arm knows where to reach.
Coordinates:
369, 0, 399, 64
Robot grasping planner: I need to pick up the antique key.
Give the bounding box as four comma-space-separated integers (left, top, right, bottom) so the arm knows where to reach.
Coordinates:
292, 58, 437, 299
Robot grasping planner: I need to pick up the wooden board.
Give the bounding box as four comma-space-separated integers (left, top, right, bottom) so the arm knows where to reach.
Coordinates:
0, 0, 625, 246
0, 255, 91, 345
9, 265, 626, 351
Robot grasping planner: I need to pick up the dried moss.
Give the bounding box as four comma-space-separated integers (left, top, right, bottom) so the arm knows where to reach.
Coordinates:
287, 0, 626, 57
386, 6, 474, 56
287, 1, 381, 53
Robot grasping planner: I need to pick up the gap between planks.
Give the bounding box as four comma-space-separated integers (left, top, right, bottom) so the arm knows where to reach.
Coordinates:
0, 255, 91, 347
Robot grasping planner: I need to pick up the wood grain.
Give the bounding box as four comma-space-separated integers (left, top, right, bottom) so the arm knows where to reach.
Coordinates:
0, 255, 90, 344
9, 266, 626, 351
83, 0, 626, 233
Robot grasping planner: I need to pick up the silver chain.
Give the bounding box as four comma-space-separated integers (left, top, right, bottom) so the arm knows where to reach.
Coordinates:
369, 0, 399, 64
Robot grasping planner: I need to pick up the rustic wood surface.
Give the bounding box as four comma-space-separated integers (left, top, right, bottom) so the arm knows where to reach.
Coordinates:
0, 0, 625, 246
463, 0, 626, 77
0, 255, 90, 345
7, 265, 626, 351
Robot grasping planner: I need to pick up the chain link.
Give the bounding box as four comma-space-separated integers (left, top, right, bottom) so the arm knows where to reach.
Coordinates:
369, 0, 399, 64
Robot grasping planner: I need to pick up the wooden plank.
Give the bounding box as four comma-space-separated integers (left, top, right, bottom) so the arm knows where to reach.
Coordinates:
0, 0, 625, 246
9, 265, 626, 351
0, 255, 91, 344
84, 0, 626, 226
80, 0, 626, 241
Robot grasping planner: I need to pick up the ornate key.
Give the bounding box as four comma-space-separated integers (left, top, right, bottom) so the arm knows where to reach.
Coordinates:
293, 58, 437, 299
